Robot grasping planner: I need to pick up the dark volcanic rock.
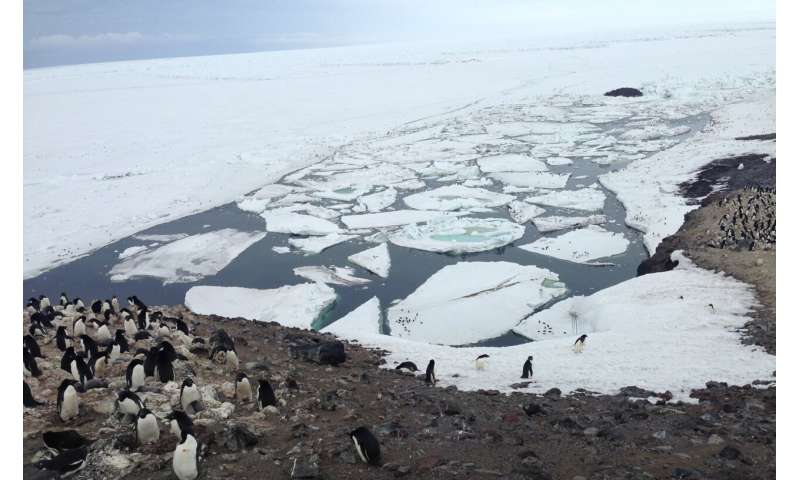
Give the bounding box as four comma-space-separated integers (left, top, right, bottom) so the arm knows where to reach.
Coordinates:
604, 87, 643, 97
291, 341, 346, 365
222, 424, 260, 451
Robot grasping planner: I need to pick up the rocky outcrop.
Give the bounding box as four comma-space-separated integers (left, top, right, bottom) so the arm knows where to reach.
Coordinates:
604, 87, 643, 97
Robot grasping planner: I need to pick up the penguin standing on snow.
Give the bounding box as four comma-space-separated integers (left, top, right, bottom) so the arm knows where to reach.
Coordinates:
394, 361, 418, 372
168, 410, 194, 440
172, 430, 200, 480
24, 381, 43, 408
256, 379, 277, 410
234, 373, 252, 403
475, 354, 489, 371
136, 408, 160, 444
126, 358, 146, 392
34, 446, 88, 478
350, 427, 381, 465
57, 379, 80, 422
180, 378, 202, 415
521, 356, 533, 379
573, 334, 588, 353
425, 360, 436, 386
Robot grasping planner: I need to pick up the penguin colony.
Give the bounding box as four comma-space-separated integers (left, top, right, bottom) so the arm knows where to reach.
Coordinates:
712, 186, 776, 251
24, 291, 591, 477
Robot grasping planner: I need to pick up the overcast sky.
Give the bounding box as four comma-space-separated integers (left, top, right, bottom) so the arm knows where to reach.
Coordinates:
23, 0, 775, 69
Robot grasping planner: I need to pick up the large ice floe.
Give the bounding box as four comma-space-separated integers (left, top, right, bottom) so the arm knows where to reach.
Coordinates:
293, 265, 371, 286
341, 210, 464, 230
525, 185, 606, 212
346, 253, 774, 399
185, 283, 336, 330
287, 233, 358, 254
347, 243, 391, 278
477, 154, 548, 173
320, 297, 382, 338
507, 201, 546, 224
109, 229, 265, 284
402, 185, 514, 211
489, 171, 570, 189
389, 217, 525, 254
357, 188, 397, 212
518, 225, 629, 264
386, 261, 567, 345
261, 211, 341, 235
533, 214, 608, 233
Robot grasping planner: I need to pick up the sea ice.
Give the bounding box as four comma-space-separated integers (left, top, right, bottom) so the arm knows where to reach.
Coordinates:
477, 154, 548, 173
293, 265, 371, 286
533, 215, 608, 233
118, 245, 148, 259
489, 171, 570, 189
185, 283, 336, 330
357, 188, 397, 212
389, 217, 524, 254
546, 157, 574, 166
387, 261, 567, 345
287, 233, 358, 254
109, 229, 265, 284
132, 233, 189, 243
261, 211, 341, 235
320, 297, 382, 338
347, 243, 391, 278
525, 185, 606, 212
518, 225, 628, 263
341, 210, 465, 230
507, 201, 546, 224
402, 185, 514, 211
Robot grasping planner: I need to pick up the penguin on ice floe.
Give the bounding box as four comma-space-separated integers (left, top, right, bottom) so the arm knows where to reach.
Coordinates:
168, 410, 194, 440
235, 373, 252, 403
256, 379, 277, 410
24, 381, 43, 408
136, 408, 160, 444
573, 334, 588, 353
425, 360, 436, 386
173, 429, 200, 480
394, 361, 418, 372
475, 354, 489, 371
350, 426, 381, 465
180, 378, 202, 415
126, 358, 146, 392
521, 355, 533, 379
34, 446, 88, 478
57, 379, 80, 422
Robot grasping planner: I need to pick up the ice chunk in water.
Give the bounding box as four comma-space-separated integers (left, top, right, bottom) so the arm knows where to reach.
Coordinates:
403, 185, 514, 211
533, 214, 608, 233
320, 297, 382, 338
347, 243, 391, 278
489, 171, 570, 189
389, 217, 524, 254
518, 225, 629, 264
387, 261, 567, 345
507, 201, 546, 224
261, 211, 341, 235
341, 210, 465, 230
525, 185, 606, 212
477, 154, 548, 173
357, 188, 397, 212
293, 265, 371, 286
288, 233, 358, 254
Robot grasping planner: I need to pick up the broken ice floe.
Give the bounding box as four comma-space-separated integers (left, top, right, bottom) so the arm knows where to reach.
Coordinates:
387, 261, 567, 345
357, 188, 397, 212
525, 185, 606, 212
533, 215, 608, 233
347, 243, 391, 278
293, 265, 371, 286
261, 211, 341, 235
388, 217, 524, 254
489, 171, 570, 189
507, 201, 546, 224
118, 245, 148, 260
320, 297, 382, 338
402, 185, 514, 211
341, 210, 465, 230
185, 283, 336, 330
132, 233, 189, 243
109, 229, 265, 284
287, 233, 359, 254
546, 157, 574, 166
477, 154, 548, 173
518, 225, 629, 264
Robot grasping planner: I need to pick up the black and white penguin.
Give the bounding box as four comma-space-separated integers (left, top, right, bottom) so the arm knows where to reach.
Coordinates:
175, 318, 189, 336
24, 335, 44, 358
31, 311, 53, 329
475, 354, 490, 371
573, 334, 588, 353
34, 446, 88, 477
60, 347, 77, 374
94, 317, 112, 345
116, 390, 145, 418
137, 309, 150, 331
172, 430, 200, 480
111, 296, 120, 314
394, 361, 419, 372
180, 378, 202, 415
256, 379, 277, 410
70, 355, 93, 387
91, 351, 110, 378
128, 295, 147, 312
28, 321, 46, 338
154, 341, 176, 383
39, 295, 51, 311
74, 298, 85, 309
425, 360, 436, 386
521, 355, 533, 379
57, 379, 80, 422
107, 341, 121, 363
350, 427, 381, 465
59, 292, 70, 307
209, 329, 239, 369
101, 299, 112, 314
168, 410, 194, 440
79, 334, 99, 360
157, 322, 171, 338
27, 296, 41, 313
234, 373, 252, 403
90, 300, 103, 315
114, 329, 129, 353
73, 316, 86, 337
126, 358, 146, 392
143, 346, 159, 377
42, 430, 92, 452
56, 326, 71, 352
24, 347, 42, 377
136, 408, 160, 444
124, 314, 138, 338
24, 381, 43, 408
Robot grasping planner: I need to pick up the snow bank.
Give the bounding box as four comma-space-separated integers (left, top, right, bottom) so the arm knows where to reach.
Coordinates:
185, 283, 336, 330
389, 217, 525, 254
387, 261, 567, 345
109, 229, 265, 284
518, 225, 628, 264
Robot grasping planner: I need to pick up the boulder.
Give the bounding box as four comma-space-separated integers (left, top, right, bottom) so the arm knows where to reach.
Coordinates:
291, 341, 346, 365
604, 87, 643, 97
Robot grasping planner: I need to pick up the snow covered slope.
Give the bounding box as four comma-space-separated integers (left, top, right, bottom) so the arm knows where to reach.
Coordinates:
25, 25, 775, 277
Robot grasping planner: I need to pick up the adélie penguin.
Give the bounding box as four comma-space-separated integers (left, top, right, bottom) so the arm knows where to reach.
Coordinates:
394, 361, 418, 372
24, 347, 42, 377
34, 446, 88, 478
24, 335, 44, 358
168, 410, 194, 440
116, 390, 145, 419
173, 430, 200, 480
573, 334, 588, 353
136, 408, 160, 444
56, 326, 71, 352
57, 379, 80, 422
180, 378, 202, 415
521, 355, 533, 379
24, 381, 43, 407
350, 426, 381, 465
42, 430, 93, 453
425, 360, 436, 386
126, 358, 146, 392
256, 379, 277, 410
234, 373, 252, 403
475, 354, 489, 371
